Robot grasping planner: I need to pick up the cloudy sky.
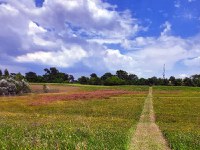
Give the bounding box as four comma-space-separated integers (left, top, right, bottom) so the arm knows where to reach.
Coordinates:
0, 0, 200, 78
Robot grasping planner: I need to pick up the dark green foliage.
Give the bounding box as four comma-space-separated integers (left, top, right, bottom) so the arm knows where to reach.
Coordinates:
116, 70, 129, 80
25, 72, 38, 82
104, 76, 126, 86
191, 74, 200, 86
169, 76, 176, 85
68, 75, 75, 82
78, 76, 89, 84
43, 67, 73, 83
183, 77, 193, 86
0, 69, 2, 77
90, 73, 98, 78
89, 77, 102, 85
148, 76, 158, 85
4, 69, 9, 77
123, 74, 138, 85
25, 67, 74, 83
174, 78, 182, 86
88, 74, 102, 85
100, 71, 138, 85
37, 75, 44, 83
101, 72, 113, 80
137, 78, 146, 85
163, 79, 169, 86
169, 76, 183, 86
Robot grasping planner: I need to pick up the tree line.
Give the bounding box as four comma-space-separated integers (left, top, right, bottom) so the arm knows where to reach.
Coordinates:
0, 67, 74, 83
0, 68, 200, 87
77, 70, 200, 86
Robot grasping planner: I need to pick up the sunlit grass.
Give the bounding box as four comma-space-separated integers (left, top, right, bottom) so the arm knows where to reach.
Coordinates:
154, 86, 200, 150
0, 85, 148, 149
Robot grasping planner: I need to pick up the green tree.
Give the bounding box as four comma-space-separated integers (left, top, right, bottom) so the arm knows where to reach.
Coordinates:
156, 78, 163, 85
191, 74, 200, 86
169, 76, 176, 85
90, 73, 98, 78
116, 70, 129, 80
174, 78, 182, 86
50, 67, 59, 76
25, 72, 38, 82
89, 77, 101, 85
163, 79, 169, 86
127, 74, 138, 85
89, 73, 101, 85
37, 75, 44, 83
68, 75, 74, 83
4, 69, 9, 77
49, 67, 59, 82
104, 76, 125, 86
0, 69, 2, 77
101, 72, 113, 80
137, 78, 147, 85
43, 68, 50, 82
183, 77, 193, 86
43, 67, 70, 83
44, 68, 50, 74
148, 77, 158, 85
78, 76, 89, 84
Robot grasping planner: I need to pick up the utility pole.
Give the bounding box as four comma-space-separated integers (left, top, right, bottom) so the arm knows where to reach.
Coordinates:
163, 64, 165, 80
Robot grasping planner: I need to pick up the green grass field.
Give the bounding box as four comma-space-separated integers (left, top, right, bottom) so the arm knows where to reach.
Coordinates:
154, 86, 200, 150
0, 84, 200, 149
0, 84, 148, 149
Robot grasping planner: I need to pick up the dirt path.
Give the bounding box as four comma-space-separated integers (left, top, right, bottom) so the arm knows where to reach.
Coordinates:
129, 87, 170, 150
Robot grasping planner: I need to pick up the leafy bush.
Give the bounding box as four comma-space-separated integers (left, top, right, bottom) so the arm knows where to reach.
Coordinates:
0, 78, 30, 96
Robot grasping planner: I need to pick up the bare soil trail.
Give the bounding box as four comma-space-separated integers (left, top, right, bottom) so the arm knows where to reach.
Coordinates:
129, 87, 170, 150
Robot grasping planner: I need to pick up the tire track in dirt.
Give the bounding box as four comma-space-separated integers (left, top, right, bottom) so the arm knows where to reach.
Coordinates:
129, 87, 170, 150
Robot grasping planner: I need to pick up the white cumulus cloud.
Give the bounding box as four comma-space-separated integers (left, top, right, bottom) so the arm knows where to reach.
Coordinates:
16, 45, 88, 67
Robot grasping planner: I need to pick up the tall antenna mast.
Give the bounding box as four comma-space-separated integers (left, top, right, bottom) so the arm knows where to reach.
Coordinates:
163, 64, 165, 79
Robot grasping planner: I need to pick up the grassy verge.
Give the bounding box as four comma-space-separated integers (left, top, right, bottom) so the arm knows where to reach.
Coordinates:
153, 86, 200, 150
0, 85, 148, 149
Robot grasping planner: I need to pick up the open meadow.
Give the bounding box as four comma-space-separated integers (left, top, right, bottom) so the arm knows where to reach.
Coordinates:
0, 84, 200, 149
154, 86, 200, 150
0, 84, 148, 149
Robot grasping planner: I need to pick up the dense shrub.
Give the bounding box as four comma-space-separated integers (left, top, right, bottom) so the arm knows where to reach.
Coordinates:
0, 78, 31, 96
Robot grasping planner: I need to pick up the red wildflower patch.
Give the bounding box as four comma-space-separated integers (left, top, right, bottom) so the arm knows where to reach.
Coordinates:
30, 90, 142, 106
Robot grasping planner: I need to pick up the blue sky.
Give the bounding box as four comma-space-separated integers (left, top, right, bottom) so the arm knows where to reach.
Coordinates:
0, 0, 200, 78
